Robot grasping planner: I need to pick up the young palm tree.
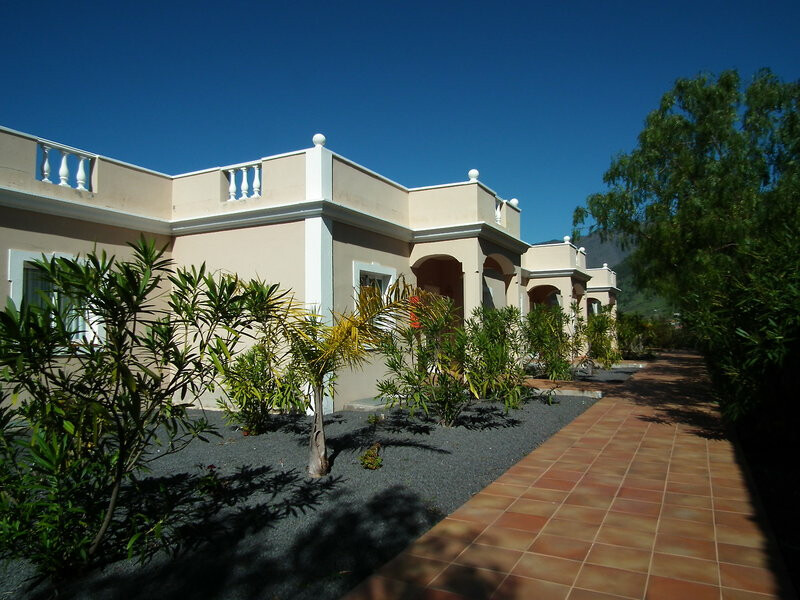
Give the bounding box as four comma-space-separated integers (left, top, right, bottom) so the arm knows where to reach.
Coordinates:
287, 279, 413, 477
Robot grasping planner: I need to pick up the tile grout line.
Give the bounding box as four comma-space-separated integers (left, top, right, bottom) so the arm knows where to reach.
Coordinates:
641, 407, 680, 599
566, 404, 664, 600
483, 397, 621, 598
430, 397, 620, 597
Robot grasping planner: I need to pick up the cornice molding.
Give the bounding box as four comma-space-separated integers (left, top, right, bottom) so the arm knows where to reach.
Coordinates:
523, 267, 592, 282
0, 186, 172, 235
1, 188, 531, 255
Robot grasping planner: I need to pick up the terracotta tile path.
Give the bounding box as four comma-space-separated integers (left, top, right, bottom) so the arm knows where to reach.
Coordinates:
341, 353, 797, 600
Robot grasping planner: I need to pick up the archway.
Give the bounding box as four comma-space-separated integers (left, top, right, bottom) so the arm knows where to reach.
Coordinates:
528, 284, 561, 309
587, 297, 603, 316
412, 255, 464, 320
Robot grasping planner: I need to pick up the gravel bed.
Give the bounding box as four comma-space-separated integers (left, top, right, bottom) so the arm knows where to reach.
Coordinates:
2, 393, 598, 600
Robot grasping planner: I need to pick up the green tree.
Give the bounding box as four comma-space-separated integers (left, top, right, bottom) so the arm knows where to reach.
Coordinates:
574, 69, 800, 425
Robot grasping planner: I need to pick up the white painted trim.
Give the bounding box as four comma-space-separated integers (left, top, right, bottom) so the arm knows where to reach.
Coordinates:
172, 150, 306, 179
331, 155, 407, 191
0, 186, 172, 235
352, 261, 397, 293
305, 145, 332, 202
2, 185, 530, 255
524, 268, 592, 282
7, 249, 103, 342
8, 249, 47, 306
530, 241, 578, 249
304, 216, 333, 319
587, 286, 621, 293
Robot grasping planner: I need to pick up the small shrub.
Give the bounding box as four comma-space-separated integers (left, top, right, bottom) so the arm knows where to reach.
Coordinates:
523, 304, 573, 380
216, 344, 306, 435
359, 443, 383, 470
584, 306, 621, 371
464, 306, 526, 409
377, 294, 471, 426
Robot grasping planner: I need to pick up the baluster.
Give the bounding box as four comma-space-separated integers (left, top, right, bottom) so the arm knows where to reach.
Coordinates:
251, 164, 261, 197
495, 200, 502, 224
41, 146, 52, 183
239, 167, 249, 200
228, 169, 236, 200
76, 156, 88, 191
59, 150, 71, 186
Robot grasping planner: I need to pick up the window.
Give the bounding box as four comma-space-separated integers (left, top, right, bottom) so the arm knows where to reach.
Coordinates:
8, 249, 103, 342
353, 261, 397, 298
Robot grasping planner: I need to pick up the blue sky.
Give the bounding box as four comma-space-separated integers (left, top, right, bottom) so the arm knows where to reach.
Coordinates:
2, 1, 798, 243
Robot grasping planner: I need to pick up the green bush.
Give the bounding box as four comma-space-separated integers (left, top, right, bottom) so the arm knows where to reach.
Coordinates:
0, 240, 280, 585
464, 306, 526, 409
216, 344, 306, 434
377, 294, 471, 427
583, 306, 621, 371
523, 304, 573, 380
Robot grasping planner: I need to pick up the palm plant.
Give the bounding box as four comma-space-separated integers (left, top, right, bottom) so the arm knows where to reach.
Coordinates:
284, 279, 413, 477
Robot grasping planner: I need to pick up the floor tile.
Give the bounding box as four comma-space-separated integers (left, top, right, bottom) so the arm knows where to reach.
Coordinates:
508, 498, 560, 518
409, 535, 473, 562
540, 518, 601, 542
585, 543, 652, 572
474, 525, 539, 551
427, 518, 486, 542
575, 564, 648, 599
596, 524, 656, 550
645, 575, 720, 600
494, 511, 549, 533
553, 504, 608, 525
491, 575, 570, 600
652, 533, 717, 561
719, 562, 782, 596
429, 564, 506, 599
657, 517, 716, 541
512, 552, 582, 586
717, 542, 771, 569
568, 589, 632, 600
650, 552, 719, 585
528, 533, 593, 561
453, 543, 523, 573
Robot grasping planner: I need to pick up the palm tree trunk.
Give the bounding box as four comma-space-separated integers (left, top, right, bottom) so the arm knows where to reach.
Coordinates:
307, 384, 330, 477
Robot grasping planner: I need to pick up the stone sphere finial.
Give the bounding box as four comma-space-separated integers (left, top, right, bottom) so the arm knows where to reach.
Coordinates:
468, 168, 479, 182
563, 235, 571, 244
509, 198, 519, 208
312, 133, 326, 147
603, 263, 608, 269
579, 247, 585, 253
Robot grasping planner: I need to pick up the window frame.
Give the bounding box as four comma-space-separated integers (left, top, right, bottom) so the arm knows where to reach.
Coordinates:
8, 249, 104, 343
352, 261, 397, 299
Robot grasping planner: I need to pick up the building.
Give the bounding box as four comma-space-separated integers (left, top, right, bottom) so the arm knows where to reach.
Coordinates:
0, 125, 618, 410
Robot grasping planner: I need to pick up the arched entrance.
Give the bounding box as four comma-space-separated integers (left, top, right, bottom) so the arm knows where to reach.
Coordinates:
528, 284, 561, 309
587, 297, 603, 316
412, 255, 464, 320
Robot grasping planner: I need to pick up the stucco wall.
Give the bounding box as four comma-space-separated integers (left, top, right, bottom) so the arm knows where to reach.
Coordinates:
331, 222, 411, 410
171, 153, 306, 221
0, 205, 171, 305
332, 158, 408, 226
171, 221, 306, 297
408, 185, 479, 229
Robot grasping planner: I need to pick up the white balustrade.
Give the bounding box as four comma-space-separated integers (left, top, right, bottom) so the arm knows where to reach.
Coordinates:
38, 142, 94, 191
225, 161, 261, 201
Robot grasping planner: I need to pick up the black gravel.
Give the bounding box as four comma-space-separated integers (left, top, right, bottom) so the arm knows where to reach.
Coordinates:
2, 394, 598, 600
